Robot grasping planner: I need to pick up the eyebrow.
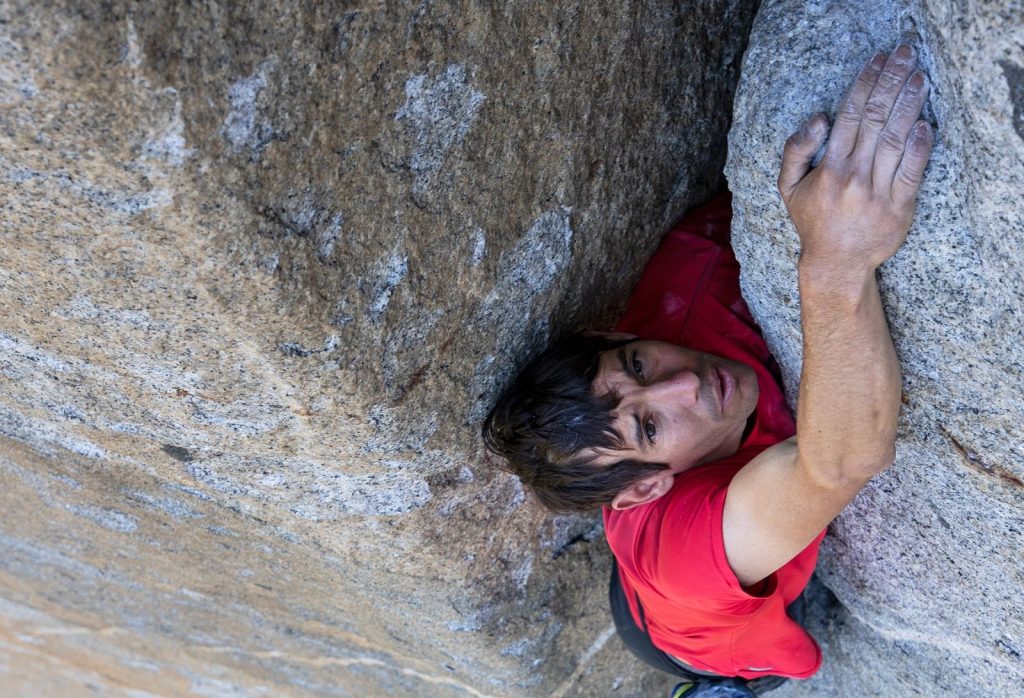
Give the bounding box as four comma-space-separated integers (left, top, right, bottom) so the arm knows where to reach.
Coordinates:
617, 348, 646, 453
617, 348, 633, 380
632, 415, 647, 453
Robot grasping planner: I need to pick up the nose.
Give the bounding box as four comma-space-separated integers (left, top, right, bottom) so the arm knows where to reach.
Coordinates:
647, 369, 701, 406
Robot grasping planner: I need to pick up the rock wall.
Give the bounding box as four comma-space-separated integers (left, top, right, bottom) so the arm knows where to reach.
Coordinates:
0, 1, 757, 695
726, 0, 1024, 695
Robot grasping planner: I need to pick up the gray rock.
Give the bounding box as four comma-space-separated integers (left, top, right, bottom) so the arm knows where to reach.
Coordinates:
0, 0, 757, 694
726, 0, 1024, 694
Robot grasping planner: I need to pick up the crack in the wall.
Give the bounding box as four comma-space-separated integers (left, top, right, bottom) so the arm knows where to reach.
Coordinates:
940, 425, 1024, 489
997, 60, 1024, 142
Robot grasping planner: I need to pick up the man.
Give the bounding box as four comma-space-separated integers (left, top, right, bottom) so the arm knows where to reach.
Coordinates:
483, 45, 933, 697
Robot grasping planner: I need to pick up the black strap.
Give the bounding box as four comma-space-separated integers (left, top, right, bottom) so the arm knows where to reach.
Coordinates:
635, 590, 651, 633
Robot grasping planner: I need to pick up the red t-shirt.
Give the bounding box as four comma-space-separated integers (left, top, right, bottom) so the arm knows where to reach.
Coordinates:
602, 193, 825, 680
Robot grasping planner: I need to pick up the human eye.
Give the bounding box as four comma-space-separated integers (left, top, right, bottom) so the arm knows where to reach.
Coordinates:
630, 350, 644, 378
643, 417, 657, 444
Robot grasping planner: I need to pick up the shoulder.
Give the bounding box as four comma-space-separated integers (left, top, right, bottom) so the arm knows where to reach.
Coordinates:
609, 458, 759, 600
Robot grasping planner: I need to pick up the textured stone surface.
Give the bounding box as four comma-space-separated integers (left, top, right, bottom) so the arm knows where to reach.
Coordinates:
0, 1, 756, 695
726, 0, 1024, 694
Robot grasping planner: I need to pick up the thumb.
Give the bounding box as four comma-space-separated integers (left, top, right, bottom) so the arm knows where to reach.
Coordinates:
777, 114, 829, 201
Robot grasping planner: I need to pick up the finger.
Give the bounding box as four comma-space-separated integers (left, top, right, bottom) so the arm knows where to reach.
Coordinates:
778, 114, 829, 201
851, 44, 917, 169
892, 121, 934, 206
824, 51, 888, 162
872, 70, 929, 192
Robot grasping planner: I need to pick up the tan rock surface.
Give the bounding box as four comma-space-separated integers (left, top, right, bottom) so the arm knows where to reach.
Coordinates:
1, 1, 756, 694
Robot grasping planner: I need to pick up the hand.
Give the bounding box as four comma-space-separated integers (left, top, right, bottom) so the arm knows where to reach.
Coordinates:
777, 45, 935, 276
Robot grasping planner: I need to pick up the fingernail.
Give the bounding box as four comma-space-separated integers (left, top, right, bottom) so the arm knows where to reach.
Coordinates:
894, 44, 914, 62
870, 52, 888, 69
913, 121, 931, 138
909, 71, 926, 90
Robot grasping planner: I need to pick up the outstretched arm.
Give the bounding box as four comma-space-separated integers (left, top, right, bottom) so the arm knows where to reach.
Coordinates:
722, 45, 934, 587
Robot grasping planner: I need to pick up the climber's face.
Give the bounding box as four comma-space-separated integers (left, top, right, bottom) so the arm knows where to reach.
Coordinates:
586, 336, 759, 474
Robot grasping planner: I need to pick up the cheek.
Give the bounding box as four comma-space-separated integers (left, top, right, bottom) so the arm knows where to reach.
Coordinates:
667, 415, 703, 453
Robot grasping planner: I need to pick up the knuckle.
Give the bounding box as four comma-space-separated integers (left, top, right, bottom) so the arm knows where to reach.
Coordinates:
890, 94, 917, 114
902, 81, 924, 99
837, 101, 861, 119
896, 168, 922, 188
835, 111, 861, 128
878, 130, 907, 152
853, 73, 877, 92
877, 68, 906, 89
893, 93, 924, 120
888, 101, 913, 122
862, 102, 890, 127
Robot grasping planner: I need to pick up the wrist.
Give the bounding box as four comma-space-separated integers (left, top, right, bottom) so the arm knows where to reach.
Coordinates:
798, 256, 877, 303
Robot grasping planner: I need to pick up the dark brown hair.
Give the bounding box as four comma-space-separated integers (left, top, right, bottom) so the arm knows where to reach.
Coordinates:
481, 333, 668, 513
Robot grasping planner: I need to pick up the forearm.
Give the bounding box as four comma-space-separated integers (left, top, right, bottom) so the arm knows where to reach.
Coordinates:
716, 46, 931, 585
775, 45, 930, 487
795, 260, 901, 485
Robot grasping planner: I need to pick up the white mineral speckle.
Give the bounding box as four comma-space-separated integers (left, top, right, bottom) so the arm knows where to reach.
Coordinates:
464, 209, 573, 421
395, 63, 485, 198
512, 554, 533, 591
316, 213, 343, 260
142, 89, 192, 167
470, 226, 487, 266
222, 58, 278, 157
68, 505, 138, 533
185, 453, 433, 519
123, 17, 142, 68
367, 252, 409, 320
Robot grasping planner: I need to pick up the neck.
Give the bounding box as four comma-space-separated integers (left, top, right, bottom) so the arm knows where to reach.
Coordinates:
691, 418, 751, 471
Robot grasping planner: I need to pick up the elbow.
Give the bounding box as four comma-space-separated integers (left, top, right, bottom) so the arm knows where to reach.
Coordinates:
846, 444, 896, 481
798, 443, 896, 491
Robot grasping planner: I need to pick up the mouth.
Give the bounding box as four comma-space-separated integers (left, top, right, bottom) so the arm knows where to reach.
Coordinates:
714, 366, 734, 414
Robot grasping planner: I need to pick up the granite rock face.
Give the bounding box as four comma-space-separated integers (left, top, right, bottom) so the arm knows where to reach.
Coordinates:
0, 1, 756, 695
726, 0, 1024, 694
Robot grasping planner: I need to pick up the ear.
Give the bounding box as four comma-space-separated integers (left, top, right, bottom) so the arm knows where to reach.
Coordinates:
610, 470, 675, 510
583, 330, 638, 342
